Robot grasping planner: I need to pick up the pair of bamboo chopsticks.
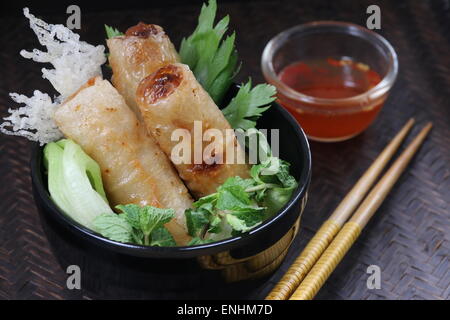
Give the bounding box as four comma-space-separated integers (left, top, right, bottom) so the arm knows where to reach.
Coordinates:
266, 118, 432, 300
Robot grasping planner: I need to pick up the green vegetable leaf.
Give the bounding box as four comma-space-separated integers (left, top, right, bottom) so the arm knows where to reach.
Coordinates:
226, 214, 253, 233
138, 206, 174, 241
229, 206, 265, 227
105, 24, 124, 39
263, 185, 296, 216
150, 227, 177, 247
251, 159, 298, 216
43, 139, 113, 229
276, 160, 298, 189
188, 237, 214, 246
116, 204, 140, 229
251, 157, 282, 185
208, 214, 222, 233
115, 204, 144, 243
179, 0, 238, 104
93, 213, 132, 243
216, 184, 251, 210
192, 193, 217, 209
215, 176, 257, 210
221, 176, 255, 190
245, 129, 276, 165
94, 204, 176, 246
185, 207, 210, 237
222, 80, 276, 130
189, 176, 266, 238
247, 129, 298, 217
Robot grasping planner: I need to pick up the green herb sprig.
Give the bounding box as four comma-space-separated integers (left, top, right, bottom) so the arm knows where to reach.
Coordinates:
179, 0, 239, 105
93, 204, 176, 246
222, 80, 277, 130
105, 25, 124, 39
185, 131, 297, 244
180, 1, 277, 129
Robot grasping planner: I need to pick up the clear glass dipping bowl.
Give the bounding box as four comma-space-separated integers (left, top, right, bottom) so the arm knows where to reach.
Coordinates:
261, 21, 398, 142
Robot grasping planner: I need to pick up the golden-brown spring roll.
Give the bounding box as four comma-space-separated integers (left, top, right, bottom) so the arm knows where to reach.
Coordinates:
107, 23, 180, 117
136, 63, 250, 198
54, 76, 192, 245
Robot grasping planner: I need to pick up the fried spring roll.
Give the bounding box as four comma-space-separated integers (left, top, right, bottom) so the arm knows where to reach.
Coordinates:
54, 77, 192, 245
107, 23, 180, 117
136, 63, 250, 198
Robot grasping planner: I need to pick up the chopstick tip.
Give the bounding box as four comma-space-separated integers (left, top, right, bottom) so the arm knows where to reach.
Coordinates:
422, 122, 433, 134
405, 118, 415, 129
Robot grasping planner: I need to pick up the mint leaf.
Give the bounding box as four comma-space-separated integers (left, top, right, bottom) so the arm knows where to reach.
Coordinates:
216, 185, 250, 210
185, 208, 210, 237
222, 80, 276, 130
253, 159, 297, 216
189, 159, 297, 241
225, 206, 265, 236
251, 158, 281, 186
116, 204, 140, 229
110, 204, 175, 246
193, 193, 217, 209
150, 227, 177, 247
221, 176, 255, 190
93, 213, 132, 243
208, 214, 222, 233
138, 206, 174, 239
215, 177, 255, 210
263, 186, 296, 216
229, 206, 265, 227
276, 160, 298, 189
226, 214, 253, 233
130, 228, 144, 245
188, 237, 214, 245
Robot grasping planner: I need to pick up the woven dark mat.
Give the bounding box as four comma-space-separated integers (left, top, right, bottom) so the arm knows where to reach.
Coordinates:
0, 0, 449, 300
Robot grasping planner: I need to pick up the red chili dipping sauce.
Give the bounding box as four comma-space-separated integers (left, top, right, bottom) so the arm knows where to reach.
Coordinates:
277, 58, 383, 141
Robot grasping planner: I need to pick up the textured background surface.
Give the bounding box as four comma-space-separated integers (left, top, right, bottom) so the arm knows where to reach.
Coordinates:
0, 0, 449, 300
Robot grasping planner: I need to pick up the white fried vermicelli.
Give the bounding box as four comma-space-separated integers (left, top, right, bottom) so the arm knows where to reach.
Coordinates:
0, 8, 106, 145
0, 91, 62, 145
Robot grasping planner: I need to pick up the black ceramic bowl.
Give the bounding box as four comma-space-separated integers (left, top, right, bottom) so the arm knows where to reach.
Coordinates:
30, 87, 311, 298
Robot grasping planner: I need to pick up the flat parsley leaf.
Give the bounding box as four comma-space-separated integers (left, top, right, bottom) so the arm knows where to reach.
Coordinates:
105, 25, 124, 39
187, 176, 267, 241
222, 80, 276, 130
251, 159, 298, 216
179, 0, 238, 104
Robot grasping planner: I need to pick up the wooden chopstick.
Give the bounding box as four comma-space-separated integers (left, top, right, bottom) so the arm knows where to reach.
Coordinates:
289, 122, 433, 300
265, 118, 415, 300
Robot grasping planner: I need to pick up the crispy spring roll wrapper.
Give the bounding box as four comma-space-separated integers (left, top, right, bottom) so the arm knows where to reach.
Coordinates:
136, 63, 250, 198
54, 77, 193, 245
107, 23, 180, 117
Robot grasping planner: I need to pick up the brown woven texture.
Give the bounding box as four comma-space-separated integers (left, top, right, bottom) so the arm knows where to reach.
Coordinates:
0, 0, 449, 299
